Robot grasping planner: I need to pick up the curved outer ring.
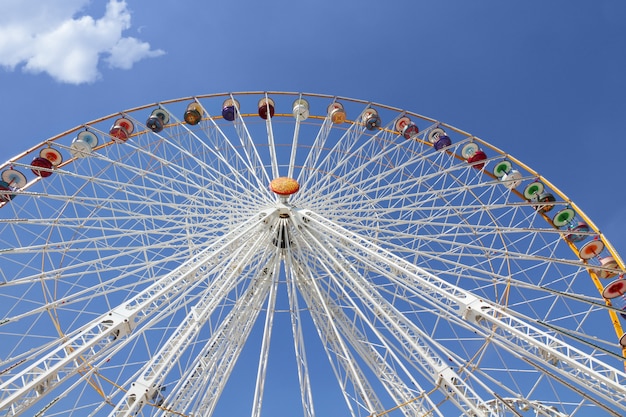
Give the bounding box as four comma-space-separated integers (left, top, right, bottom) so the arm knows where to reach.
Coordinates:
2, 91, 624, 352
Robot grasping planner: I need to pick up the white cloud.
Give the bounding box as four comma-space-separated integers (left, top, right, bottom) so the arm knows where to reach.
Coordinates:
107, 37, 161, 70
0, 0, 164, 84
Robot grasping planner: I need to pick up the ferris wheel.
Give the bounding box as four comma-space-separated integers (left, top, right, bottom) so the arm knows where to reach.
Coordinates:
1, 91, 625, 417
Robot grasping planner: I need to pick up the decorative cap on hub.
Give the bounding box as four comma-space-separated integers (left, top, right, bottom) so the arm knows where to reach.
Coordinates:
270, 177, 300, 196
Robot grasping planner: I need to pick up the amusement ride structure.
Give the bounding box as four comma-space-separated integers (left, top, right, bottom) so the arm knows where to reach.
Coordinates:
0, 92, 625, 416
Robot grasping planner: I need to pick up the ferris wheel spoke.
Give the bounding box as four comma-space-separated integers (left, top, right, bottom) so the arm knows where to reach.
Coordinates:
162, 275, 271, 415
98, 115, 267, 207
183, 266, 277, 417
108, 230, 276, 417
0, 229, 197, 290
27, 363, 107, 417
160, 100, 257, 179
287, 242, 444, 416
304, 205, 572, 332
11, 172, 204, 219
0, 161, 258, 283
284, 222, 384, 416
298, 209, 626, 411
0, 210, 271, 416
323, 206, 586, 281
294, 217, 491, 416
293, 257, 385, 416
161, 116, 270, 203
320, 168, 497, 210
304, 125, 444, 203
81, 269, 249, 417
1, 248, 193, 327
329, 112, 402, 170
316, 216, 572, 281
73, 147, 264, 211
78, 224, 276, 416
228, 103, 272, 188
298, 115, 371, 195
295, 116, 334, 187
375, 226, 573, 269
87, 135, 241, 198
316, 139, 493, 212
261, 96, 280, 180
4, 274, 223, 417
284, 256, 316, 417
303, 145, 478, 209
250, 250, 280, 417
287, 107, 304, 180
298, 124, 398, 203
1, 219, 200, 261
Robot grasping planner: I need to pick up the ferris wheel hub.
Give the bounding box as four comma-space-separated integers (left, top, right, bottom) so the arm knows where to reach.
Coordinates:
270, 177, 300, 196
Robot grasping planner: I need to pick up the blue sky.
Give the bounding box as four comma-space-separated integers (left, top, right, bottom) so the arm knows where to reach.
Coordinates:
1, 0, 624, 257
1, 1, 626, 414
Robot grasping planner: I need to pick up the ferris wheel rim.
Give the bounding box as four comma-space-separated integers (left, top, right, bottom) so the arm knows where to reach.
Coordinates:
0, 91, 625, 417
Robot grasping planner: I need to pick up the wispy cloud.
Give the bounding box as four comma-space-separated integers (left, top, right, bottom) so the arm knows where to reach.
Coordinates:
0, 0, 164, 84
